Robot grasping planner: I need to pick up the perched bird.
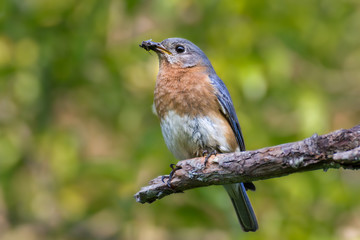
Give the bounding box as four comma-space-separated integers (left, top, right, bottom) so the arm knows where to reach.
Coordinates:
140, 38, 258, 232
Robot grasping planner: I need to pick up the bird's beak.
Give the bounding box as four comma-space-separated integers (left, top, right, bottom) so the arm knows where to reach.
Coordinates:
139, 40, 172, 55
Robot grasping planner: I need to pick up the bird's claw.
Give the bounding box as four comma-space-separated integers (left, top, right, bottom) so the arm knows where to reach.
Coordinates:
202, 150, 217, 166
162, 163, 182, 188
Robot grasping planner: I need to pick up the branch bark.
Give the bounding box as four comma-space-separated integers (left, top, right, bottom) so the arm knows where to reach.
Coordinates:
135, 125, 360, 204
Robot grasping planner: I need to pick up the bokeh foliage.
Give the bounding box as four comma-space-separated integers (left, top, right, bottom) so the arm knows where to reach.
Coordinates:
0, 0, 359, 239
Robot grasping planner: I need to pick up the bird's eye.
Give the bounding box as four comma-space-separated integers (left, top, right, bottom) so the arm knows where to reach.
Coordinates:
175, 45, 185, 53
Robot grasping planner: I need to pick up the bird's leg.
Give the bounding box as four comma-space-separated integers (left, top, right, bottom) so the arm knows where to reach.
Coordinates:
161, 164, 182, 188
202, 149, 217, 166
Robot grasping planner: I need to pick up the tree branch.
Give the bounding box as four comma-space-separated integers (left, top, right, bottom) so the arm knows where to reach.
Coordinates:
135, 125, 360, 204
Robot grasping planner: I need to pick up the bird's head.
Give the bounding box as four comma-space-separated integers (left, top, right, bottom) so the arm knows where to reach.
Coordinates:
140, 38, 212, 69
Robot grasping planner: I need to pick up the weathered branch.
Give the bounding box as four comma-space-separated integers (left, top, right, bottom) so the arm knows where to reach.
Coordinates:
135, 125, 360, 204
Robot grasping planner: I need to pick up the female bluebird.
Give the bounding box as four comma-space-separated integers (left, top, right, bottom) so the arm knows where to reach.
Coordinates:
140, 38, 258, 232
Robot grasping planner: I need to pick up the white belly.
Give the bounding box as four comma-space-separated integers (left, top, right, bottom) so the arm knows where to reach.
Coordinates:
160, 110, 237, 160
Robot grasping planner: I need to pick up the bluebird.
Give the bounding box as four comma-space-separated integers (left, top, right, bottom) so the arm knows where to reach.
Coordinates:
140, 38, 258, 232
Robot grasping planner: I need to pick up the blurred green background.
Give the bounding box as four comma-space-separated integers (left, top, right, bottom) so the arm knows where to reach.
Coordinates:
0, 0, 360, 239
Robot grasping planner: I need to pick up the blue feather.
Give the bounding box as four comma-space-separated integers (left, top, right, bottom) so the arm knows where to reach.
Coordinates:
209, 73, 246, 151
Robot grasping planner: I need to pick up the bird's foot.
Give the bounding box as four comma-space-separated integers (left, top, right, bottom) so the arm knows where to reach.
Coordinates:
161, 164, 182, 188
202, 150, 217, 167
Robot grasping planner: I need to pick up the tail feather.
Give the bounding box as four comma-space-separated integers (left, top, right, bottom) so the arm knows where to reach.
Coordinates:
224, 183, 258, 232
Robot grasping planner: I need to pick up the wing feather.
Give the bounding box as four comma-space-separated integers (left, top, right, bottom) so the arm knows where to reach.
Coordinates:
209, 74, 246, 151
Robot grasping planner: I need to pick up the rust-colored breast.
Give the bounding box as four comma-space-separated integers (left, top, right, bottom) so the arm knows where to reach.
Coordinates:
154, 64, 219, 119
154, 62, 239, 153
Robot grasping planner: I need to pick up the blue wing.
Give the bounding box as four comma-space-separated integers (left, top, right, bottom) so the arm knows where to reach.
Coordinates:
209, 73, 246, 151
209, 74, 258, 231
